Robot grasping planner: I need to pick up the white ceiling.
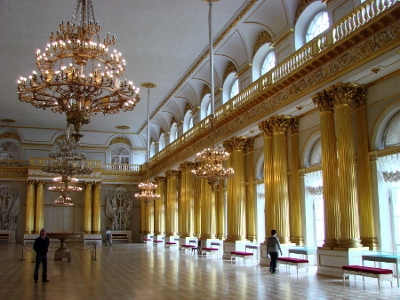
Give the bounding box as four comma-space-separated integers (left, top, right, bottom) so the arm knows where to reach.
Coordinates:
0, 0, 250, 137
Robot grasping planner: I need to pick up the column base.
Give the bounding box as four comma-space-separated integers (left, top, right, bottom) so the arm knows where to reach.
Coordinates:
338, 238, 363, 248
317, 247, 368, 277
290, 236, 304, 246
361, 237, 379, 251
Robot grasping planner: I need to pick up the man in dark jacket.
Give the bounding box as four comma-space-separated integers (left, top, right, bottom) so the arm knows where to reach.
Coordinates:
267, 229, 283, 274
33, 228, 50, 283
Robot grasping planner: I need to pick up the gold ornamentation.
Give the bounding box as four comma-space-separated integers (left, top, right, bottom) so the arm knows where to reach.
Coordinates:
252, 31, 273, 58
223, 137, 250, 153
201, 85, 211, 100
0, 132, 20, 141
223, 61, 238, 83
179, 161, 198, 172
0, 119, 16, 124
267, 115, 293, 134
165, 169, 181, 178
110, 137, 131, 146
115, 125, 131, 130
294, 0, 317, 23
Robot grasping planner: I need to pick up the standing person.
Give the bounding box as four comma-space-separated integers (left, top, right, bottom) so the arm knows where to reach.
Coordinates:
105, 227, 112, 246
33, 228, 50, 283
267, 229, 282, 274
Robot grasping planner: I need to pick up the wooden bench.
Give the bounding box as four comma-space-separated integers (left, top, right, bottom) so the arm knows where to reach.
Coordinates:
278, 257, 309, 274
0, 233, 10, 242
342, 265, 394, 287
111, 233, 129, 242
231, 245, 259, 263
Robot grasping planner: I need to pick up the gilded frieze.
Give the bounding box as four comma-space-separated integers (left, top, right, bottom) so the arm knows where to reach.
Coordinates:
0, 132, 21, 141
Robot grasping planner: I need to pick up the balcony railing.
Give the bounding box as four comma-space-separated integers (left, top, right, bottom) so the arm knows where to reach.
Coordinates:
149, 0, 398, 165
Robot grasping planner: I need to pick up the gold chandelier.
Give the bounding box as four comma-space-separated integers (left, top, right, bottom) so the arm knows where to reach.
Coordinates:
192, 0, 234, 190
17, 0, 140, 141
48, 176, 82, 206
135, 83, 160, 202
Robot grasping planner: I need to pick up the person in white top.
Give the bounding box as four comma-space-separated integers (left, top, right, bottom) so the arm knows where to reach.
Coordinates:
266, 229, 282, 273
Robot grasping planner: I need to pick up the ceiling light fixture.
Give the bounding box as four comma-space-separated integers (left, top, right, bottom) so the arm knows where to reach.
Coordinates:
192, 0, 234, 191
17, 0, 140, 141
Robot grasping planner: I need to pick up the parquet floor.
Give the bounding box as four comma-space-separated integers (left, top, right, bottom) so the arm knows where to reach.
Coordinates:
0, 242, 399, 300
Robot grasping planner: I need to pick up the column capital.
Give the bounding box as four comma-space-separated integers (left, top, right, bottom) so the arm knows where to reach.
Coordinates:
258, 120, 273, 137
326, 82, 364, 106
288, 117, 299, 135
84, 181, 94, 188
267, 115, 293, 134
352, 85, 367, 109
93, 181, 102, 188
312, 91, 334, 111
154, 176, 167, 184
165, 169, 181, 178
179, 161, 198, 172
222, 136, 250, 153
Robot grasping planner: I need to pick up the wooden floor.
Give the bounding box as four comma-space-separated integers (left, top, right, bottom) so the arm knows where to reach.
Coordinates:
0, 242, 399, 300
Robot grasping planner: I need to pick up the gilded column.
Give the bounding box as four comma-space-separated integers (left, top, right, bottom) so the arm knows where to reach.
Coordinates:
354, 87, 378, 250
216, 180, 225, 240
166, 170, 180, 237
312, 91, 340, 248
223, 137, 249, 242
269, 116, 291, 244
200, 177, 216, 240
179, 162, 196, 237
25, 180, 36, 234
92, 182, 102, 234
140, 199, 145, 234
328, 83, 362, 248
193, 176, 202, 238
34, 180, 44, 233
258, 121, 274, 242
154, 176, 166, 236
145, 200, 154, 234
245, 138, 256, 242
289, 118, 304, 245
83, 181, 93, 234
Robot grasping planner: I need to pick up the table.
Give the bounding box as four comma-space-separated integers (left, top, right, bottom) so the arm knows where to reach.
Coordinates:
47, 232, 81, 261
362, 252, 399, 287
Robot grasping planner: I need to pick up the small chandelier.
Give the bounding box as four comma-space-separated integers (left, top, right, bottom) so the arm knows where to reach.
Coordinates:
42, 127, 92, 177
192, 0, 234, 190
17, 0, 140, 141
135, 82, 160, 202
48, 176, 82, 206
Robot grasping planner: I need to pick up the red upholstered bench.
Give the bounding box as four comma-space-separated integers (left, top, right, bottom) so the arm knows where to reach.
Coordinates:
153, 240, 164, 246
165, 241, 177, 248
231, 251, 254, 262
342, 265, 394, 287
201, 247, 220, 258
277, 257, 309, 274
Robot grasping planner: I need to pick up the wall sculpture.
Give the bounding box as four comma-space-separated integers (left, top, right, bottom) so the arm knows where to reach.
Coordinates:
0, 185, 20, 230
105, 186, 134, 230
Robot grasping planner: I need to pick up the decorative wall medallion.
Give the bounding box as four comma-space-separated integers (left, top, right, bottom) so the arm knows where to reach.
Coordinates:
115, 125, 131, 130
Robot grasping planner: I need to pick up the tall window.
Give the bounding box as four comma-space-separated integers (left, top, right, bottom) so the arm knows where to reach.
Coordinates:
261, 51, 276, 75
230, 78, 239, 99
306, 11, 329, 43
170, 123, 178, 143
201, 94, 212, 120
149, 142, 156, 157
111, 146, 130, 164
159, 133, 165, 151
183, 110, 193, 133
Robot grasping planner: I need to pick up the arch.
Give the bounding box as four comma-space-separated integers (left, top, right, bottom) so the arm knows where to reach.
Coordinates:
170, 122, 178, 143
149, 141, 156, 158
0, 130, 22, 161
302, 130, 321, 168
223, 73, 239, 104
371, 100, 400, 150
255, 152, 264, 180
200, 93, 212, 120
253, 43, 275, 82
294, 1, 329, 50
183, 110, 193, 133
159, 133, 166, 151
384, 110, 400, 148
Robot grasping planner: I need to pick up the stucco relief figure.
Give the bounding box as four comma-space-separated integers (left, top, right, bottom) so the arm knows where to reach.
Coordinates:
0, 185, 20, 230
105, 186, 133, 230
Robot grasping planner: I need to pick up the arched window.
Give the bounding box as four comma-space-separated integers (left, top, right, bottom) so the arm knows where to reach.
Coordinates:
170, 123, 178, 143
294, 1, 329, 50
261, 51, 276, 76
111, 146, 130, 164
159, 133, 165, 151
201, 93, 212, 120
306, 11, 329, 43
183, 110, 193, 133
0, 141, 20, 160
230, 78, 239, 99
149, 141, 156, 157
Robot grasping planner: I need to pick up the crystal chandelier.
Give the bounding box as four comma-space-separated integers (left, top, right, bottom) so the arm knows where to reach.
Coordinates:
17, 0, 140, 141
135, 83, 160, 201
192, 0, 234, 190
